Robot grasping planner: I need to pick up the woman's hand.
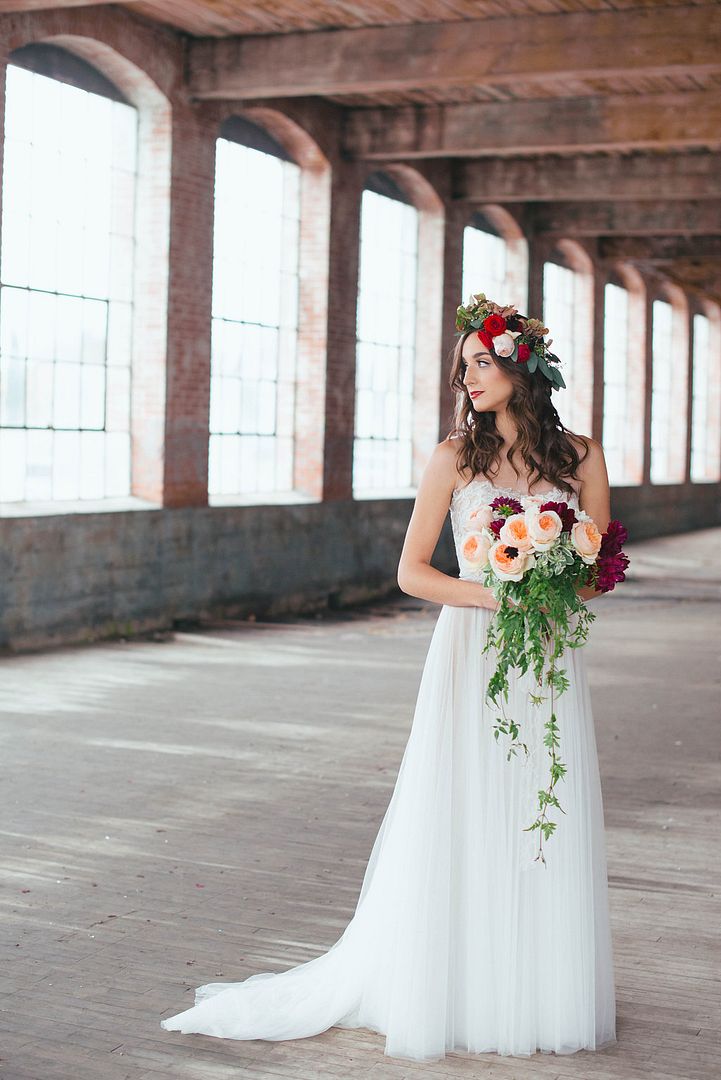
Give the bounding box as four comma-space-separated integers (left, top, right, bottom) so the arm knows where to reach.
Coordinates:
475, 585, 501, 611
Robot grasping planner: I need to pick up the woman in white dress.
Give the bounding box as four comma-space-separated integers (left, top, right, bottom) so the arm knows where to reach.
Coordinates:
161, 297, 617, 1061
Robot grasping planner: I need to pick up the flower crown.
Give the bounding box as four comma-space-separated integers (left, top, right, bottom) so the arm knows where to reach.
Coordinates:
455, 293, 566, 391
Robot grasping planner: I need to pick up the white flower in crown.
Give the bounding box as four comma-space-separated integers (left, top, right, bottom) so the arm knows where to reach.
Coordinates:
492, 330, 522, 357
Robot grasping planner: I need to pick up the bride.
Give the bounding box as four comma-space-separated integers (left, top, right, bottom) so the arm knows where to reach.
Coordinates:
161, 296, 617, 1061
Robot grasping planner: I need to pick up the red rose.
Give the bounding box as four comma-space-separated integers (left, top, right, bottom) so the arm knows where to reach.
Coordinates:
477, 329, 494, 348
483, 314, 506, 336
517, 343, 531, 362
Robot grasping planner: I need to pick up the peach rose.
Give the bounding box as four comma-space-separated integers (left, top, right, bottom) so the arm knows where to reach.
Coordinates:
461, 530, 491, 569
526, 508, 563, 551
467, 503, 493, 529
571, 519, 602, 564
488, 540, 534, 582
498, 512, 534, 553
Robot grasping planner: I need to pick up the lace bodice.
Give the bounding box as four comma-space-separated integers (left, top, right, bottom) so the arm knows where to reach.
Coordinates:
449, 477, 581, 582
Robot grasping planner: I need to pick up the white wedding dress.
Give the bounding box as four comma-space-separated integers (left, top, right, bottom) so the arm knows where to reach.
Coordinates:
160, 477, 617, 1061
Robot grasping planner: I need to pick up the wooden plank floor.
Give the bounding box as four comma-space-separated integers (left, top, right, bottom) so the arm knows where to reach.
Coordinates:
1, 526, 720, 1080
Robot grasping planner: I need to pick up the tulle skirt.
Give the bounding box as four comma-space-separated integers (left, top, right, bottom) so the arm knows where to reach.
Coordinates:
160, 602, 617, 1061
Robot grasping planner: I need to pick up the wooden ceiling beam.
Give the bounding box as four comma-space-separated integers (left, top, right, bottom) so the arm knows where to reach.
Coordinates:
342, 92, 721, 159
187, 5, 721, 100
533, 200, 721, 237
456, 152, 721, 203
598, 237, 721, 262
0, 1, 118, 9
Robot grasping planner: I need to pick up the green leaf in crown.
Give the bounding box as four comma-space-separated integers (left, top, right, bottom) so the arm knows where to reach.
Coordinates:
455, 292, 566, 392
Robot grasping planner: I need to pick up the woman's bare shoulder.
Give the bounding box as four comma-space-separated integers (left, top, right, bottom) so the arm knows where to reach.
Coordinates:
421, 437, 464, 492
566, 432, 607, 486
437, 436, 465, 470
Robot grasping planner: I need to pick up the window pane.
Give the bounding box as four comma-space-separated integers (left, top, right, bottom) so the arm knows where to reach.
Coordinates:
80, 363, 106, 429
0, 63, 137, 503
602, 283, 631, 485
543, 261, 578, 429
53, 429, 81, 500
25, 428, 53, 500
650, 299, 674, 484
353, 189, 418, 495
1, 285, 29, 357
0, 427, 26, 500
26, 359, 53, 427
53, 361, 81, 428
462, 225, 506, 303
209, 139, 300, 496
0, 355, 26, 426
691, 312, 721, 482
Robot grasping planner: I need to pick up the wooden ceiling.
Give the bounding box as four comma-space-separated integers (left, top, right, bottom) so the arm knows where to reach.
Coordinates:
0, 0, 715, 39
128, 0, 720, 38
1, 0, 720, 300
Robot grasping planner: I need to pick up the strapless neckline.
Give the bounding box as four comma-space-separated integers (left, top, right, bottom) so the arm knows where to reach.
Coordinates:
452, 476, 579, 502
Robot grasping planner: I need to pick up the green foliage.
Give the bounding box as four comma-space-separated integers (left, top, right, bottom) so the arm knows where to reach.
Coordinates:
481, 550, 597, 864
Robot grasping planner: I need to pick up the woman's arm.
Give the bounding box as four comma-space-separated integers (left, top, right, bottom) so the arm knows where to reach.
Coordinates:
397, 440, 499, 610
574, 436, 612, 603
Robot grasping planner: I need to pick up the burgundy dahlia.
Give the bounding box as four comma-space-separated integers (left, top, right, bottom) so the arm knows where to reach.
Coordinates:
490, 495, 524, 516
599, 519, 628, 558
595, 551, 630, 593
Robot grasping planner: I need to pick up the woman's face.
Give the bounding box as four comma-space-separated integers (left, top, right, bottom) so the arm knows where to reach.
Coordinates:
460, 332, 515, 413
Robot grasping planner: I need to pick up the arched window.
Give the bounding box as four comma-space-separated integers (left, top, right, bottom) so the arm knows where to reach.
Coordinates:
690, 309, 721, 482
542, 247, 593, 435
462, 219, 506, 303
462, 207, 527, 312
650, 291, 688, 484
0, 48, 137, 502
602, 282, 629, 484
208, 117, 300, 499
601, 274, 644, 486
353, 174, 418, 494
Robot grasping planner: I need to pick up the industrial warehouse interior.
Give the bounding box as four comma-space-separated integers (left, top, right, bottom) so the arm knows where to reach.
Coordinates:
0, 1, 719, 1078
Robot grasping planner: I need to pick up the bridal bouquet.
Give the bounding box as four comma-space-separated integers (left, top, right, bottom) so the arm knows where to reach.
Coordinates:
461, 492, 630, 864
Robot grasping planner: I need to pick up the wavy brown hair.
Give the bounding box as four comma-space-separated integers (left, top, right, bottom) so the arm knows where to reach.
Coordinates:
447, 329, 590, 496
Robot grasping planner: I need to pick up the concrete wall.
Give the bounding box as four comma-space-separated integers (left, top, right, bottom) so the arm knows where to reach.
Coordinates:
0, 500, 454, 651
2, 485, 719, 652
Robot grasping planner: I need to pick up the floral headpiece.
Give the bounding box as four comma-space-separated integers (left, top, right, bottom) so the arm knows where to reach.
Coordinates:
455, 293, 566, 391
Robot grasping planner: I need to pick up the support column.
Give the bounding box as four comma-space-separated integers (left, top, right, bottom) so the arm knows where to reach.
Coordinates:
683, 305, 695, 484
438, 201, 466, 442
526, 235, 547, 322
294, 159, 332, 499
641, 285, 654, 485
591, 258, 606, 444
321, 159, 365, 502
161, 104, 217, 508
